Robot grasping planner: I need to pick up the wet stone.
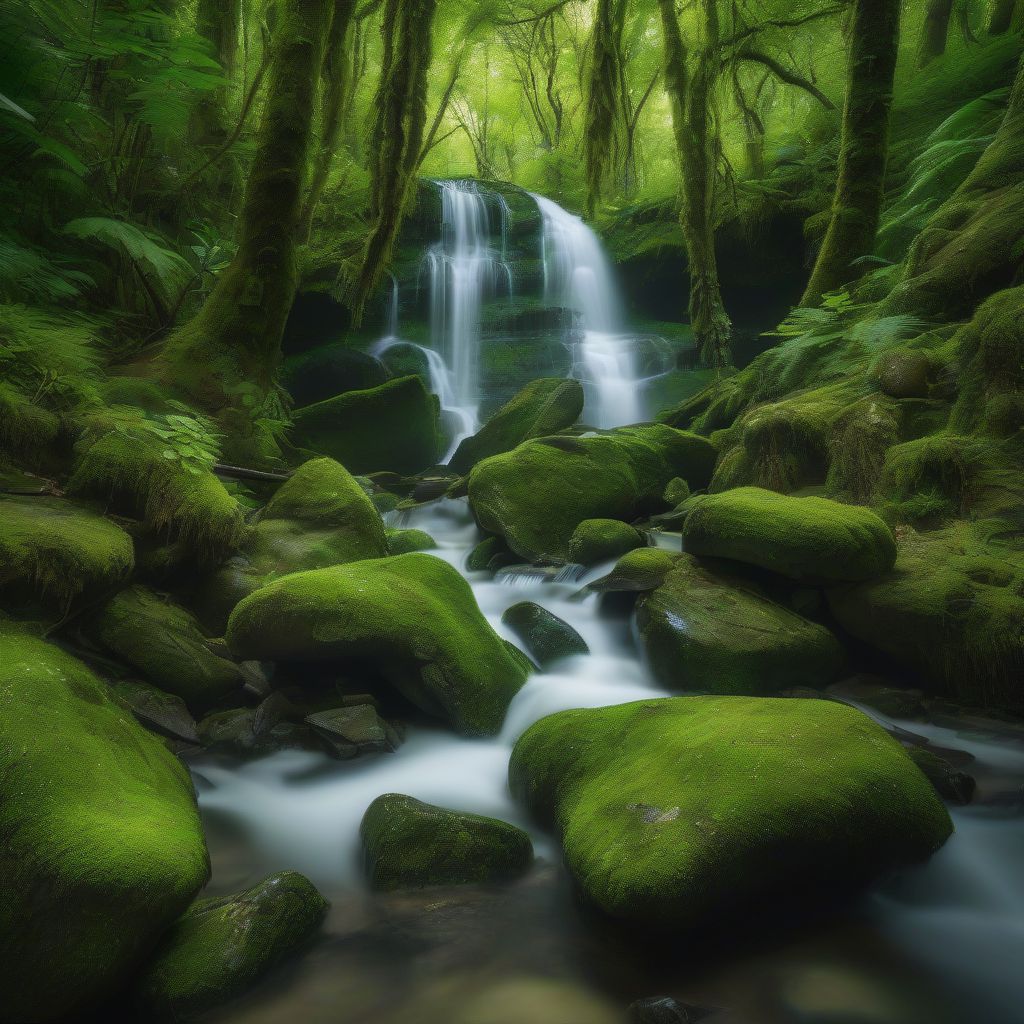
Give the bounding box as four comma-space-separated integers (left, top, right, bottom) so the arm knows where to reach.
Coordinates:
305, 704, 400, 759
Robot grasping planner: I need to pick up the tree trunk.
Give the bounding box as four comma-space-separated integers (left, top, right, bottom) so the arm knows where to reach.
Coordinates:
801, 0, 901, 306
159, 0, 330, 402
987, 0, 1019, 33
917, 0, 954, 66
297, 0, 358, 240
658, 0, 732, 368
193, 0, 241, 145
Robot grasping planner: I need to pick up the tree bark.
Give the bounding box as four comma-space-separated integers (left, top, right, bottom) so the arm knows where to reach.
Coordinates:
801, 0, 901, 306
193, 0, 241, 145
160, 0, 331, 400
658, 0, 732, 368
917, 0, 954, 66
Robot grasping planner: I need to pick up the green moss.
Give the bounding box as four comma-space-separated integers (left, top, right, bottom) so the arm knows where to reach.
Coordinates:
682, 487, 897, 582
466, 535, 509, 572
880, 434, 988, 516
0, 382, 61, 465
360, 794, 533, 890
0, 494, 134, 612
0, 624, 209, 1021
567, 518, 645, 566
386, 527, 437, 554
449, 378, 584, 474
135, 872, 327, 1021
509, 696, 951, 931
827, 523, 1024, 709
636, 555, 844, 695
227, 553, 528, 735
68, 430, 244, 561
291, 375, 442, 475
590, 547, 682, 593
872, 348, 933, 398
826, 397, 901, 502
501, 601, 589, 668
468, 425, 715, 562
92, 586, 244, 711
663, 477, 690, 505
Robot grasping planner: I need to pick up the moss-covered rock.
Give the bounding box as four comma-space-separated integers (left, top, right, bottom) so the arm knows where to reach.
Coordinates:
93, 586, 244, 711
873, 347, 932, 398
282, 342, 390, 406
466, 535, 512, 572
0, 625, 209, 1021
827, 523, 1024, 710
682, 487, 897, 581
291, 375, 442, 475
449, 377, 584, 474
109, 678, 200, 744
501, 601, 589, 668
567, 518, 645, 565
636, 555, 844, 695
226, 553, 528, 734
662, 477, 690, 506
135, 871, 327, 1021
360, 794, 533, 890
468, 425, 715, 562
0, 494, 134, 613
0, 382, 60, 467
387, 527, 437, 554
509, 697, 952, 931
590, 547, 682, 593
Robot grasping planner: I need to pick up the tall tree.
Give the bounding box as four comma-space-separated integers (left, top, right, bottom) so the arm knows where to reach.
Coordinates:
657, 0, 732, 368
192, 0, 241, 147
917, 0, 954, 66
584, 0, 627, 216
159, 0, 331, 410
801, 0, 901, 306
986, 0, 1020, 33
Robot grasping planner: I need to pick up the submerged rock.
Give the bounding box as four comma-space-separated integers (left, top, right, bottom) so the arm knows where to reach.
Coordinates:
468, 425, 715, 562
0, 625, 209, 1021
827, 525, 1024, 711
0, 494, 134, 612
501, 601, 589, 668
360, 794, 533, 889
226, 553, 528, 735
449, 377, 584, 474
135, 871, 328, 1021
291, 375, 443, 475
636, 555, 844, 695
509, 696, 951, 931
93, 585, 244, 711
567, 518, 645, 565
682, 486, 897, 581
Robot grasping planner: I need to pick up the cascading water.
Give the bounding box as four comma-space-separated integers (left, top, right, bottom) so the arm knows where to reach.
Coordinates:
532, 193, 651, 429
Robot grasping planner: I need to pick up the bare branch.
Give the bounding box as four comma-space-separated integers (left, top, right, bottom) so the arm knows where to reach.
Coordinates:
719, 4, 846, 49
732, 48, 836, 109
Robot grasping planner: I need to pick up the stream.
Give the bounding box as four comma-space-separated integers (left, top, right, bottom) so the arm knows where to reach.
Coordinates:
194, 183, 1024, 1023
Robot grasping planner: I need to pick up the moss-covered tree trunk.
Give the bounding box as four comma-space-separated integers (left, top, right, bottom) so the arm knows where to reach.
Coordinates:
193, 0, 241, 147
583, 0, 626, 217
987, 0, 1020, 33
917, 0, 954, 66
801, 0, 900, 306
349, 0, 437, 323
297, 0, 357, 241
159, 0, 330, 404
658, 0, 732, 368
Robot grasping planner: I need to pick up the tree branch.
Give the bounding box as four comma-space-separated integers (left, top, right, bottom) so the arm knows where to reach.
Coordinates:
732, 48, 836, 109
719, 4, 846, 49
495, 0, 577, 27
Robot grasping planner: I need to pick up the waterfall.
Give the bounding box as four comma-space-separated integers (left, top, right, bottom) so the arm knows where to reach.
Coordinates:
531, 193, 645, 429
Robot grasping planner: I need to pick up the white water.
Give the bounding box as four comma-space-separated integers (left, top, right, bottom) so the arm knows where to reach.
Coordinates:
532, 192, 658, 429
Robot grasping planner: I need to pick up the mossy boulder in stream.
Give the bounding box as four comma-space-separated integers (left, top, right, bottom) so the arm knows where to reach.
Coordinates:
449, 377, 584, 474
226, 553, 528, 735
135, 871, 328, 1021
0, 494, 134, 612
386, 527, 437, 554
827, 524, 1024, 710
501, 601, 589, 668
468, 425, 715, 562
291, 375, 442, 475
636, 555, 844, 695
93, 585, 245, 710
360, 794, 534, 889
509, 696, 951, 931
0, 625, 209, 1021
567, 518, 645, 565
682, 487, 897, 581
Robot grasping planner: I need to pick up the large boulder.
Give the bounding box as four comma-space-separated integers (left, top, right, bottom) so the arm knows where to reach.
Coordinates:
681, 487, 897, 581
0, 626, 209, 1021
291, 375, 443, 475
509, 696, 952, 931
0, 495, 134, 612
637, 556, 844, 694
93, 586, 245, 710
134, 871, 328, 1021
360, 794, 533, 889
827, 525, 1024, 711
468, 425, 715, 562
449, 377, 584, 474
501, 601, 589, 668
226, 553, 528, 735
282, 342, 390, 406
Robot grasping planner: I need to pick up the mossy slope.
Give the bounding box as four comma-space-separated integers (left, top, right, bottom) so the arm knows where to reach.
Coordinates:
509, 697, 951, 931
